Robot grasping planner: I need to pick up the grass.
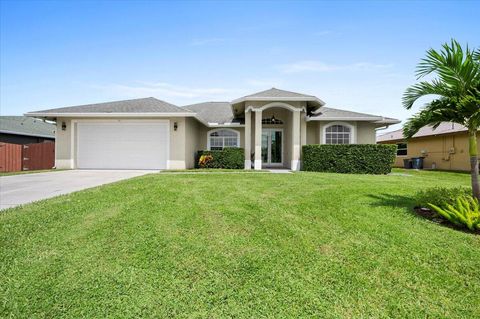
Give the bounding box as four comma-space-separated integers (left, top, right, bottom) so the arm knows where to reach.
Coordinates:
1, 170, 479, 318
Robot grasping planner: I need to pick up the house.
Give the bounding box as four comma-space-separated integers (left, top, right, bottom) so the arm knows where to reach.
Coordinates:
25, 88, 399, 170
0, 116, 55, 144
377, 122, 480, 171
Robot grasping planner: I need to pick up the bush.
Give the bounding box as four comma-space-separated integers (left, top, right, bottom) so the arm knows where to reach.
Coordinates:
429, 196, 480, 231
302, 144, 397, 174
196, 148, 244, 169
414, 187, 471, 208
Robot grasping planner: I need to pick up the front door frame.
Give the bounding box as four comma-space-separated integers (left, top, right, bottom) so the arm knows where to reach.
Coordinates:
262, 128, 284, 168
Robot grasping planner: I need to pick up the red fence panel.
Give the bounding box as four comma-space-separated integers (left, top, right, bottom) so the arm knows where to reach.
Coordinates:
23, 142, 55, 171
0, 142, 23, 172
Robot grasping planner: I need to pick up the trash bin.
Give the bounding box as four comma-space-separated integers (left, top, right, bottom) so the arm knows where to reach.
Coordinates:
403, 158, 412, 169
411, 157, 424, 169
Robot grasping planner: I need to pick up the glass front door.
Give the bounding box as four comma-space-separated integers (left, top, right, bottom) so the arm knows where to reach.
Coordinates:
261, 129, 283, 166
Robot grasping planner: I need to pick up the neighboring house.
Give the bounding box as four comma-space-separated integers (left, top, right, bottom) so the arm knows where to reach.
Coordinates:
0, 116, 55, 144
377, 122, 480, 171
26, 88, 399, 170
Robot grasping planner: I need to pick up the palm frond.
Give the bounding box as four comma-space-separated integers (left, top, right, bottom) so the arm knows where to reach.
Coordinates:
402, 80, 451, 109
474, 49, 480, 63
403, 97, 467, 138
415, 39, 480, 94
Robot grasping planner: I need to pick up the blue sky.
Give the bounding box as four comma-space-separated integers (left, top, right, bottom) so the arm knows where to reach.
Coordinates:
1, 0, 478, 130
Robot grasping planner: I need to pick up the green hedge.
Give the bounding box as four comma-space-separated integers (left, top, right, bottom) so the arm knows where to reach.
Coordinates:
196, 148, 244, 169
302, 144, 397, 174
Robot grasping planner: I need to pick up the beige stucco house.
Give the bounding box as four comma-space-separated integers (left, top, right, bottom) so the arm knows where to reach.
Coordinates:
377, 122, 480, 171
26, 88, 399, 170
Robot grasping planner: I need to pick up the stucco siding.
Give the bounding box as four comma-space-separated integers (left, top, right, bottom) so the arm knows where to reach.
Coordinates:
306, 122, 318, 144
55, 118, 73, 169
184, 117, 200, 169
356, 122, 377, 144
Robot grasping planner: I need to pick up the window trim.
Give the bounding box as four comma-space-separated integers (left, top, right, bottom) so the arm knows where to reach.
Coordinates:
322, 122, 355, 144
207, 128, 240, 150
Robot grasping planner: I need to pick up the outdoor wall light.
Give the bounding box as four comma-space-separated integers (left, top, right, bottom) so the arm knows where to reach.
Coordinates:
174, 122, 178, 131
61, 122, 67, 131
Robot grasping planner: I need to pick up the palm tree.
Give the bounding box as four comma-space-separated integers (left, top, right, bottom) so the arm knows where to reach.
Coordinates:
403, 40, 480, 199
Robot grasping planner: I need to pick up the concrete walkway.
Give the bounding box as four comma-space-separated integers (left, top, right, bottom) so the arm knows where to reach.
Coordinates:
0, 170, 155, 210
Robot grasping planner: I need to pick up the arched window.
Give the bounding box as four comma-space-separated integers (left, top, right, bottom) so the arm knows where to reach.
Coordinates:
324, 124, 352, 144
207, 129, 240, 150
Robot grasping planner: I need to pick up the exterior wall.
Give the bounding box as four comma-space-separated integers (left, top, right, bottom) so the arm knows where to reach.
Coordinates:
184, 117, 200, 169
379, 132, 480, 171
356, 122, 377, 144
55, 118, 73, 169
306, 122, 319, 144
168, 117, 186, 169
0, 133, 54, 145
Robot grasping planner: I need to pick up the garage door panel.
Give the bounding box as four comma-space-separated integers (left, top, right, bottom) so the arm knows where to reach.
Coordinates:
77, 122, 169, 169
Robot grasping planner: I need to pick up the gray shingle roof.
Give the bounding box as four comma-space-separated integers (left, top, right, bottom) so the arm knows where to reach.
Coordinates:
312, 107, 381, 119
231, 88, 325, 106
29, 97, 190, 114
183, 102, 236, 124
377, 122, 469, 142
0, 116, 55, 138
240, 88, 316, 99
310, 107, 400, 124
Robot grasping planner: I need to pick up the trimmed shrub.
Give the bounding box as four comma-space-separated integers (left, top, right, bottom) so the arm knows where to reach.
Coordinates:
196, 148, 244, 169
414, 187, 471, 208
302, 144, 397, 174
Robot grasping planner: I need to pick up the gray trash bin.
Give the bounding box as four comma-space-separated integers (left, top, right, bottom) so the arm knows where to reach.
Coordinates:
411, 157, 424, 169
403, 158, 412, 169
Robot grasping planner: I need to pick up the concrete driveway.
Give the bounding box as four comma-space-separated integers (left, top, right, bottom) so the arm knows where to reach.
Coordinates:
0, 170, 155, 210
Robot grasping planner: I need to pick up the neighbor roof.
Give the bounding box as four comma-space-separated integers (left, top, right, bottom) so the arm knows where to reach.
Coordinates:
309, 106, 400, 124
0, 116, 55, 138
26, 97, 193, 116
231, 88, 325, 106
377, 122, 469, 142
183, 102, 237, 125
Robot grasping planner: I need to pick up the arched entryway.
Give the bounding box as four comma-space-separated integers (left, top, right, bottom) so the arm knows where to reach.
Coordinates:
244, 102, 305, 170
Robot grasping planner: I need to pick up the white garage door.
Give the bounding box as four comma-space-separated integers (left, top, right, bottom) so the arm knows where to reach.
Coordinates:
77, 121, 169, 169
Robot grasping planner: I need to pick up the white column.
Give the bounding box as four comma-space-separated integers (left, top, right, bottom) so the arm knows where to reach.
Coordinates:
244, 110, 252, 169
254, 109, 263, 170
291, 109, 301, 171
300, 111, 307, 170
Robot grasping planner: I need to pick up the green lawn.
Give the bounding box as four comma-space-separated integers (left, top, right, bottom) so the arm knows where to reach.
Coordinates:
1, 170, 479, 318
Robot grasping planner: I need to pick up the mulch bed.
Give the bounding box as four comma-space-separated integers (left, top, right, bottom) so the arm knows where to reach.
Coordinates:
414, 207, 480, 235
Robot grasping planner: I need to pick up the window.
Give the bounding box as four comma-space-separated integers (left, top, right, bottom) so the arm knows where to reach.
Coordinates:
396, 143, 407, 156
208, 129, 239, 150
325, 124, 351, 144
262, 118, 284, 125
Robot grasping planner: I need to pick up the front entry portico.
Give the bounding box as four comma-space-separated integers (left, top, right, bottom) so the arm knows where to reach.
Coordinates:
243, 102, 305, 171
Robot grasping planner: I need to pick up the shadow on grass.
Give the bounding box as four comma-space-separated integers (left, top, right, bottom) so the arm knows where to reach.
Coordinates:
368, 193, 480, 235
367, 193, 415, 211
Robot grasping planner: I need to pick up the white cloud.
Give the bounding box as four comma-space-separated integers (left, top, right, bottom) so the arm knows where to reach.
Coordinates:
277, 61, 393, 74
190, 38, 226, 46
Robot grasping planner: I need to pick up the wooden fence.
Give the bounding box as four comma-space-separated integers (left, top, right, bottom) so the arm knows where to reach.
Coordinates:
0, 142, 55, 172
